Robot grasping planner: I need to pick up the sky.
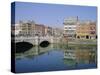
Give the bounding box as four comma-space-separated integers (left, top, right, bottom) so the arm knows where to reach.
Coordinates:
13, 2, 97, 28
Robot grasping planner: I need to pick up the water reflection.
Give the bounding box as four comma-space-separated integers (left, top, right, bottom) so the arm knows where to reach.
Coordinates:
15, 44, 97, 72
63, 46, 97, 67
15, 44, 61, 59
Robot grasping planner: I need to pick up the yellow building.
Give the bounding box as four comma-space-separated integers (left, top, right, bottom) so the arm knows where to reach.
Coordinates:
19, 21, 35, 36
76, 21, 96, 39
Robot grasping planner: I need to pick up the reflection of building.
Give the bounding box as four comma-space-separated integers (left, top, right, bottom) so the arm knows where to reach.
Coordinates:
63, 47, 77, 67
64, 50, 76, 60
63, 46, 96, 65
63, 16, 78, 40
76, 21, 97, 39
75, 48, 96, 64
75, 49, 90, 63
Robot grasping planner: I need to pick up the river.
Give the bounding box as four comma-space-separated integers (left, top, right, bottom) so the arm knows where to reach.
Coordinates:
15, 44, 97, 73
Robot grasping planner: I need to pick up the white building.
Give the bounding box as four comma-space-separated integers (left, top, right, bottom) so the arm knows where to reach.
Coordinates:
63, 16, 78, 40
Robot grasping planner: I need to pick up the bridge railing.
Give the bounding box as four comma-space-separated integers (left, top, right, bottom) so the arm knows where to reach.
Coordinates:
14, 36, 61, 45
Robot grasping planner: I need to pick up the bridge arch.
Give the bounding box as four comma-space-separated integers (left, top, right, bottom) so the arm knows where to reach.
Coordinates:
39, 40, 50, 47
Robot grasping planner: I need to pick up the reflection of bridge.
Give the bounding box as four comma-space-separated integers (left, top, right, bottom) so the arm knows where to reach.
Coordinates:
15, 44, 59, 59
14, 36, 61, 45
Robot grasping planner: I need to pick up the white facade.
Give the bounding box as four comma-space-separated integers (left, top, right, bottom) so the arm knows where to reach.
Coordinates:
63, 17, 78, 39
64, 25, 76, 30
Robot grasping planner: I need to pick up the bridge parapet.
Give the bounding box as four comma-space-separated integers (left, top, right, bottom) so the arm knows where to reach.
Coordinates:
14, 36, 61, 45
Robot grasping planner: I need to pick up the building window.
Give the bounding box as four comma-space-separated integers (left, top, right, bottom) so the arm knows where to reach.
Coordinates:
68, 27, 72, 29
90, 31, 95, 34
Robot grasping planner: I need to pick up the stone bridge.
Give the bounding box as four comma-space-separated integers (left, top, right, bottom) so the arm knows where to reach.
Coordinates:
14, 36, 61, 45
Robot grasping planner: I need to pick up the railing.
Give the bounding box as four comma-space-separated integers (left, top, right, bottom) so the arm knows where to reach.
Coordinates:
13, 36, 61, 45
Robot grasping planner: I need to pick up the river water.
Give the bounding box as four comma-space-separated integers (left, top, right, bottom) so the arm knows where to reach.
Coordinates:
15, 44, 97, 73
